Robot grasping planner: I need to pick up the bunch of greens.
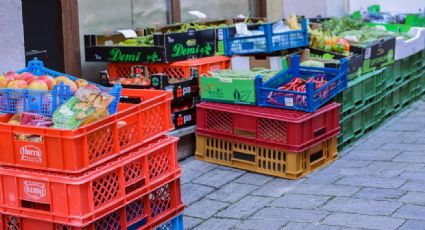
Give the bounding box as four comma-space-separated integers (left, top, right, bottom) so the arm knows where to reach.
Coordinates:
208, 68, 277, 82
321, 17, 364, 35
119, 35, 154, 46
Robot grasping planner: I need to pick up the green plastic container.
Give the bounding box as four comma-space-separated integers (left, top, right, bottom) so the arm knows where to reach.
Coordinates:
200, 75, 257, 105
335, 68, 385, 117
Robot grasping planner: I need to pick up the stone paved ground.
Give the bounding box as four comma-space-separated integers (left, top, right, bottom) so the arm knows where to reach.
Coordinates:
179, 98, 425, 230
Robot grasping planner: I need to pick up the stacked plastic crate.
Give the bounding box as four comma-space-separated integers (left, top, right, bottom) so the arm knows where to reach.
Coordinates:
0, 62, 184, 229
85, 25, 231, 131
196, 19, 349, 179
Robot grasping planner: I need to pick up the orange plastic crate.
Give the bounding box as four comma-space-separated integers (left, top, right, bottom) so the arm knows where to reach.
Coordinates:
108, 56, 230, 80
0, 89, 173, 173
0, 136, 181, 226
0, 179, 183, 230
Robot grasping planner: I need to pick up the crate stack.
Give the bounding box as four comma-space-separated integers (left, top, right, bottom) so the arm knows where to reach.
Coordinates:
85, 23, 233, 131
336, 5, 425, 150
0, 62, 184, 229
195, 18, 349, 179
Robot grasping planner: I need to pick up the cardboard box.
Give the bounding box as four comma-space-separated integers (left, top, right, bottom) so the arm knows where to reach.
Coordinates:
309, 48, 364, 77
85, 28, 216, 63
231, 56, 283, 71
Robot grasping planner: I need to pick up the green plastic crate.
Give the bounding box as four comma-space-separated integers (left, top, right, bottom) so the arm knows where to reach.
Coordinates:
383, 60, 403, 91
383, 87, 402, 119
335, 68, 385, 117
338, 100, 384, 150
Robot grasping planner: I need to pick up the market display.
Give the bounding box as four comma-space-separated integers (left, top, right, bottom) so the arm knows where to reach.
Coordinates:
2, 3, 425, 229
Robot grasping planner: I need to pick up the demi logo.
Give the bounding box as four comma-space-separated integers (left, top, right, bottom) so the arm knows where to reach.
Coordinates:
24, 181, 47, 199
20, 145, 42, 163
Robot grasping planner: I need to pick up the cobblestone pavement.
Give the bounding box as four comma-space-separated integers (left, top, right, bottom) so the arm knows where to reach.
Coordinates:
179, 99, 425, 230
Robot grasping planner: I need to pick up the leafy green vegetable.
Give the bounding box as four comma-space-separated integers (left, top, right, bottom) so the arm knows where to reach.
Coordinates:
321, 17, 364, 35
207, 68, 277, 82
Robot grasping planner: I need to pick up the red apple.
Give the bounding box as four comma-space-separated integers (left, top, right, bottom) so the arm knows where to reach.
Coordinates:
22, 74, 37, 84
7, 80, 28, 89
5, 71, 19, 81
55, 76, 70, 85
28, 79, 48, 91
39, 75, 55, 90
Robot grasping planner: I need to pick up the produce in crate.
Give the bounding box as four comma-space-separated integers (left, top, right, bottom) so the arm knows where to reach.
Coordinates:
207, 68, 277, 81
52, 86, 114, 129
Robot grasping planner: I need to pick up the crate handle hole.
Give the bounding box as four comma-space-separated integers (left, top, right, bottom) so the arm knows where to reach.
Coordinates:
310, 150, 324, 164
233, 151, 255, 163
234, 129, 256, 138
21, 200, 51, 212
125, 179, 146, 195
14, 133, 43, 143
313, 127, 326, 138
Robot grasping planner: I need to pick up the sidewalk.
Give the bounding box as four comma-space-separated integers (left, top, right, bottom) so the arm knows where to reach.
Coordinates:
180, 98, 425, 230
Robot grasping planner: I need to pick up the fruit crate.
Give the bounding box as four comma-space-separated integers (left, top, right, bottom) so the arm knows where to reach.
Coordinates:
107, 56, 230, 80
0, 89, 173, 173
172, 96, 198, 130
0, 135, 181, 226
223, 19, 309, 55
256, 55, 349, 112
1, 59, 122, 116
195, 134, 338, 179
196, 102, 340, 152
338, 100, 384, 149
0, 180, 183, 230
334, 68, 385, 117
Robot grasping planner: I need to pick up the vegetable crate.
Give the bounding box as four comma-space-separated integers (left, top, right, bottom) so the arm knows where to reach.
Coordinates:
223, 19, 309, 55
337, 100, 385, 150
196, 134, 338, 179
334, 68, 386, 118
256, 55, 349, 112
196, 102, 340, 152
106, 56, 230, 80
0, 59, 122, 116
0, 136, 182, 226
0, 89, 173, 173
0, 181, 183, 230
172, 96, 198, 130
84, 28, 216, 63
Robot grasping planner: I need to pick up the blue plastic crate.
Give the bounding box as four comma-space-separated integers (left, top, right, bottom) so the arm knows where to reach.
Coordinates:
256, 55, 349, 112
223, 19, 309, 55
155, 214, 184, 230
0, 58, 121, 116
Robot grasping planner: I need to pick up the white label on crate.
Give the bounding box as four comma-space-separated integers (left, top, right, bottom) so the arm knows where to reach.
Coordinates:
20, 145, 42, 163
24, 181, 47, 199
218, 29, 224, 40
285, 97, 294, 106
235, 23, 249, 35
365, 47, 372, 60
117, 29, 137, 38
188, 10, 207, 19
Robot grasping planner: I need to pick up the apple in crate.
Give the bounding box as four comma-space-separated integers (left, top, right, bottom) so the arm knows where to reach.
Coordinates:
39, 75, 55, 90
21, 73, 36, 83
0, 76, 9, 88
55, 76, 77, 92
28, 79, 48, 91
7, 80, 28, 89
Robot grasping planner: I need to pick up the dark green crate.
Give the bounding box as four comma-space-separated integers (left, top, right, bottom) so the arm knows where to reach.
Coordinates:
383, 87, 402, 119
335, 68, 385, 117
383, 60, 403, 91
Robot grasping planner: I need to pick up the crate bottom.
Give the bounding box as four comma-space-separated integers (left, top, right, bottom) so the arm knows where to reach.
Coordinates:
195, 134, 338, 180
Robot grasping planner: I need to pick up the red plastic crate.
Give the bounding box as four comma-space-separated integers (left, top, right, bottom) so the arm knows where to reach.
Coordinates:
0, 89, 173, 173
0, 179, 183, 230
0, 136, 181, 226
108, 56, 230, 80
196, 102, 340, 151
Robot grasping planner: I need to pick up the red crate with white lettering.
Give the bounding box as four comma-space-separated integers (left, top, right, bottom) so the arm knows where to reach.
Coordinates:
0, 136, 181, 227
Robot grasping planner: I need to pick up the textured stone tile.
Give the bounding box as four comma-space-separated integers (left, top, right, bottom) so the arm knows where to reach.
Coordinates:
182, 183, 214, 206
234, 172, 274, 186
235, 218, 286, 230
185, 199, 229, 219
252, 207, 329, 222
398, 220, 425, 230
344, 150, 400, 161
183, 216, 203, 230
252, 178, 301, 197
336, 176, 406, 189
215, 196, 273, 219
193, 218, 239, 230
320, 197, 402, 215
400, 181, 425, 192
399, 170, 425, 181
399, 192, 425, 204
353, 188, 405, 201
192, 168, 244, 188
394, 152, 425, 164
393, 205, 425, 220
269, 194, 331, 209
322, 213, 404, 230
380, 143, 425, 152
206, 183, 258, 203
280, 222, 340, 230
181, 158, 218, 173
181, 167, 203, 184
302, 173, 343, 184
286, 183, 361, 196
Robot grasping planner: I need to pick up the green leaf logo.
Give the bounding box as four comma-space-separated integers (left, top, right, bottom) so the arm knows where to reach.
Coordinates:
233, 89, 241, 101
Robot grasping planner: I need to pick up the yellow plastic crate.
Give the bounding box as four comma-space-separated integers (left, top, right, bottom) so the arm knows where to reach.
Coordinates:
196, 135, 338, 179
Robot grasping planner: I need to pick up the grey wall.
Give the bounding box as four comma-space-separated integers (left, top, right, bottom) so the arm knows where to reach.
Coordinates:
0, 0, 25, 73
